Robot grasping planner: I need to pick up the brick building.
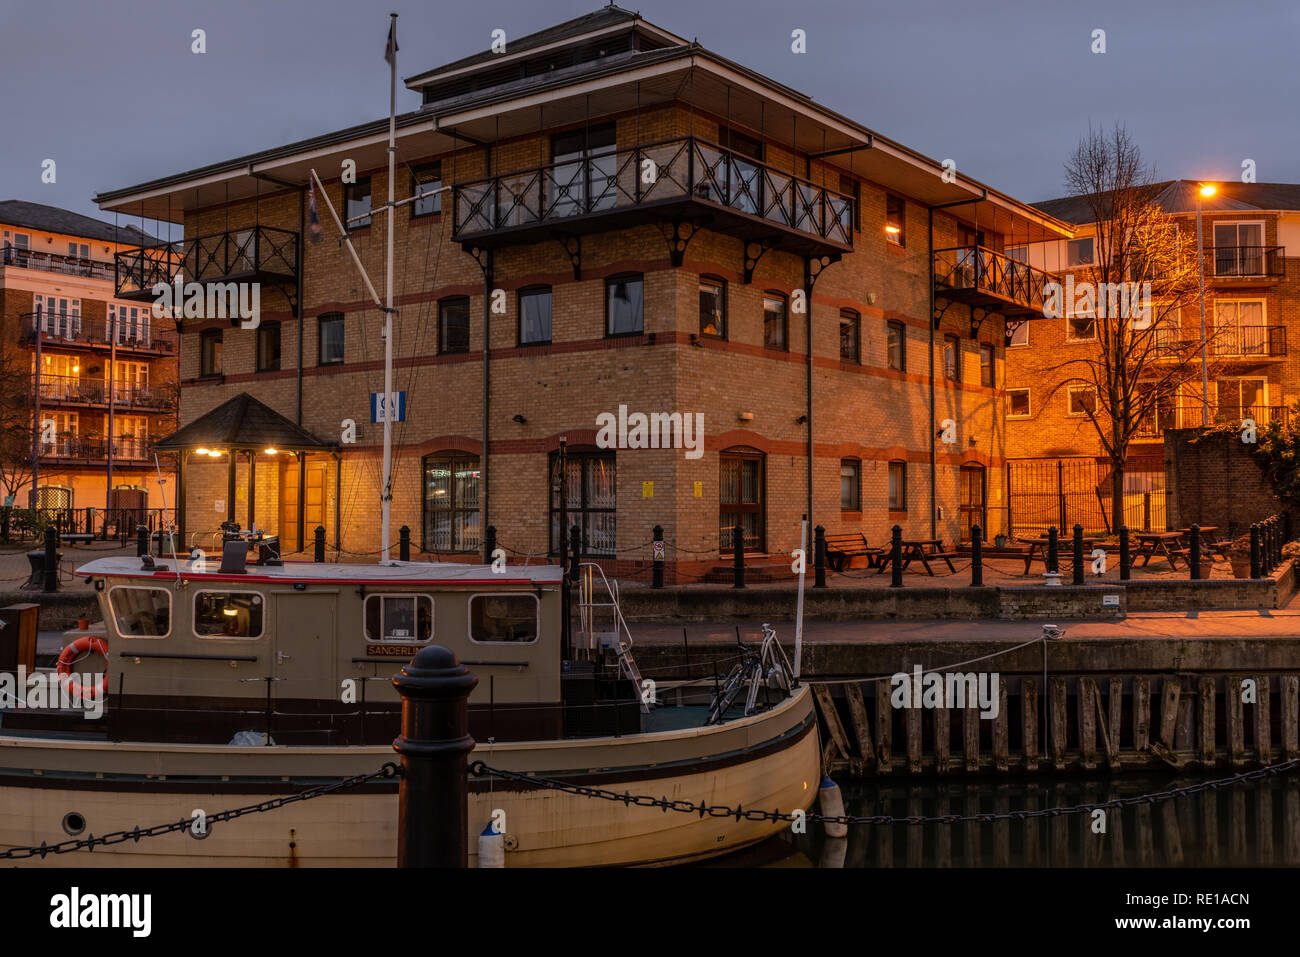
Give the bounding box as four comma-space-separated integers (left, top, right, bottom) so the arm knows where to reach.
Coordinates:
0, 200, 177, 524
95, 6, 1070, 576
1003, 181, 1300, 533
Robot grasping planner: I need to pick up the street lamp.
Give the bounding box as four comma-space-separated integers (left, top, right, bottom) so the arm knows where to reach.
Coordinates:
1197, 183, 1216, 426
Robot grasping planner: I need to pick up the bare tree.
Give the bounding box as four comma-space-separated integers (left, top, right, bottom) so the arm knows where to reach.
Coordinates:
1043, 124, 1212, 533
0, 347, 36, 508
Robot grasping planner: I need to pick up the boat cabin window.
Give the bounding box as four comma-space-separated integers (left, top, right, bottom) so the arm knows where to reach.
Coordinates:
194, 591, 265, 639
469, 594, 539, 644
108, 586, 171, 638
364, 595, 433, 644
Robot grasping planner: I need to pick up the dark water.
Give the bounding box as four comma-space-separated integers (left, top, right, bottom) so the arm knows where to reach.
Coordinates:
708, 773, 1300, 867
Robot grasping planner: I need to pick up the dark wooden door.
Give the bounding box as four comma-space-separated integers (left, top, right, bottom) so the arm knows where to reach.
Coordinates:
720, 451, 764, 552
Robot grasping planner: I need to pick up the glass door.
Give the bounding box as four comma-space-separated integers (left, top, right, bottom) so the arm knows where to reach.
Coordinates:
720, 451, 764, 552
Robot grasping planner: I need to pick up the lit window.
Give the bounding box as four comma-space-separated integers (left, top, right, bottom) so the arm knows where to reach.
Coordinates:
840, 459, 861, 511
699, 277, 726, 338
194, 592, 264, 639
764, 293, 787, 350
364, 595, 433, 643
885, 195, 905, 246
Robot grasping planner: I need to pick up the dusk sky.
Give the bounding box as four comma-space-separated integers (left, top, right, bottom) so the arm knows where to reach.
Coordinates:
2, 0, 1297, 229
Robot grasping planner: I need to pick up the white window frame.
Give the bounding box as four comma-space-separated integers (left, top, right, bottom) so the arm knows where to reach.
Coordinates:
192, 590, 267, 640
107, 585, 173, 640
1007, 388, 1031, 418
1066, 238, 1094, 267
467, 592, 540, 645
363, 593, 435, 645
1067, 384, 1097, 417
108, 302, 152, 345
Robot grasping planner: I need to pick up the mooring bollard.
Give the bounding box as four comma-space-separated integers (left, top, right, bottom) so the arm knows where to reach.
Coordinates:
651, 524, 665, 589
1047, 526, 1059, 575
392, 645, 478, 867
733, 525, 746, 589
890, 525, 903, 589
483, 525, 497, 564
814, 524, 827, 589
1119, 526, 1131, 581
313, 525, 326, 563
399, 525, 411, 562
136, 524, 148, 557
1250, 524, 1261, 579
1189, 524, 1201, 580
970, 524, 983, 587
1072, 524, 1084, 585
43, 525, 58, 593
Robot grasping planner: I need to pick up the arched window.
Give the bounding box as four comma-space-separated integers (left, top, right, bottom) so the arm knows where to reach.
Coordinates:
423, 452, 480, 552
550, 448, 616, 556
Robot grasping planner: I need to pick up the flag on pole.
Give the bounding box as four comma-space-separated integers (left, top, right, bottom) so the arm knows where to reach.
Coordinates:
307, 183, 322, 243
384, 19, 398, 65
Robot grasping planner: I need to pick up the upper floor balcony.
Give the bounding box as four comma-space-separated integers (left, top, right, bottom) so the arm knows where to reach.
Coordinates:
113, 225, 299, 304
20, 313, 177, 357
35, 374, 175, 412
39, 436, 152, 463
451, 135, 854, 257
932, 245, 1054, 320
1151, 324, 1286, 361
1207, 245, 1286, 283
1135, 400, 1288, 439
1, 244, 116, 281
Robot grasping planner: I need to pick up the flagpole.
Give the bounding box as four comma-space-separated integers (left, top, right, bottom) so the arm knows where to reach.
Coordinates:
380, 11, 398, 564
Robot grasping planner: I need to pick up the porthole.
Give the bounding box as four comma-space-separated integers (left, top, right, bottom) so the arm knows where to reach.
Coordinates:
61, 811, 86, 836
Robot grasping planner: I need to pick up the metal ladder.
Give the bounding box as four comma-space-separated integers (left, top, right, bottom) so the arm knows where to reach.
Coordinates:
577, 562, 650, 713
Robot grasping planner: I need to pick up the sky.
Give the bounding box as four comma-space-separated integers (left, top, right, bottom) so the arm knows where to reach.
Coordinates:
1, 0, 1298, 228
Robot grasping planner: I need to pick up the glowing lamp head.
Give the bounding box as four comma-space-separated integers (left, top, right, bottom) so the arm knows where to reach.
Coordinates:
208, 449, 222, 458
884, 224, 901, 234
264, 448, 278, 455
195, 448, 210, 456
1199, 184, 1217, 198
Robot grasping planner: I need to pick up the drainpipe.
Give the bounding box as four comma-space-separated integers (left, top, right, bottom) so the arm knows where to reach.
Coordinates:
481, 249, 493, 561
297, 186, 305, 426
928, 207, 937, 540
804, 257, 814, 533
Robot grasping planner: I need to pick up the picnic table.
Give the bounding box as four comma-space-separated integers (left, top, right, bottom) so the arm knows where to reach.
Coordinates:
1021, 535, 1099, 574
1135, 531, 1186, 568
877, 539, 957, 576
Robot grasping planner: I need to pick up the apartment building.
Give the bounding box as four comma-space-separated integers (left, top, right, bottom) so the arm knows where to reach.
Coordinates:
0, 200, 178, 521
95, 6, 1071, 576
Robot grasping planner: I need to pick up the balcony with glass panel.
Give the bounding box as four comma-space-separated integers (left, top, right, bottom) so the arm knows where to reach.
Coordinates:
113, 225, 299, 304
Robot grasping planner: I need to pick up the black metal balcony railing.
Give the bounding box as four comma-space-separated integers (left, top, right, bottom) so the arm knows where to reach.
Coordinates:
20, 313, 177, 355
933, 245, 1054, 318
40, 437, 151, 461
453, 136, 854, 249
35, 374, 174, 411
1209, 245, 1286, 279
1150, 324, 1286, 359
1, 244, 116, 280
114, 225, 299, 301
1135, 401, 1289, 438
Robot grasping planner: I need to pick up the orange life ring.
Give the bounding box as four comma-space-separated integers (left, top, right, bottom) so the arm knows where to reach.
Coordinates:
56, 635, 109, 701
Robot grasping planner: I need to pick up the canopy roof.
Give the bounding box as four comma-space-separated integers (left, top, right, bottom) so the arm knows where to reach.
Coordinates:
156, 393, 336, 452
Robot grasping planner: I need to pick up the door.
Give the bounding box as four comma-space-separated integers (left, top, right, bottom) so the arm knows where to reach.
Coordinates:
273, 592, 336, 701
110, 486, 147, 534
959, 465, 986, 543
720, 451, 764, 553
1215, 378, 1268, 425
1213, 222, 1264, 276
281, 460, 327, 551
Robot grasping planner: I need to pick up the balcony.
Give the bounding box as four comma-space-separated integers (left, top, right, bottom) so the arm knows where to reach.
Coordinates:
20, 313, 177, 356
1207, 245, 1286, 282
452, 136, 854, 257
1151, 324, 1286, 360
933, 246, 1054, 320
39, 437, 152, 463
35, 374, 175, 412
1135, 401, 1289, 439
1, 244, 116, 281
114, 225, 299, 303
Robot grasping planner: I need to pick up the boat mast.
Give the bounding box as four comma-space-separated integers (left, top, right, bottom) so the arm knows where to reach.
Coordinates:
380, 11, 397, 564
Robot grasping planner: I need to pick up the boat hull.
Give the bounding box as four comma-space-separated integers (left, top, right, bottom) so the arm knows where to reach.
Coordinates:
0, 686, 818, 867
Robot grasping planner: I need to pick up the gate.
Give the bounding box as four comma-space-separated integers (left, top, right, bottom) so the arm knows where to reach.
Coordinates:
1007, 458, 1166, 539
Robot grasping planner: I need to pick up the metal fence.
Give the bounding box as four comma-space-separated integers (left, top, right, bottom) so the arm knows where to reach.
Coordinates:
1, 506, 174, 542
1007, 458, 1166, 538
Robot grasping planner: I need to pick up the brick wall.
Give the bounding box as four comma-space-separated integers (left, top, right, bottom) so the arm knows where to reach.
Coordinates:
1164, 427, 1283, 534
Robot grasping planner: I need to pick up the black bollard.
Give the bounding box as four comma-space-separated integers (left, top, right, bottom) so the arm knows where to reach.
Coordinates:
732, 525, 746, 589
1047, 526, 1059, 575
483, 525, 497, 564
1072, 524, 1084, 585
1250, 524, 1261, 579
652, 524, 664, 589
399, 525, 411, 562
1120, 526, 1130, 581
43, 525, 58, 593
813, 525, 827, 589
391, 645, 478, 867
568, 525, 581, 582
136, 524, 148, 557
313, 525, 326, 562
890, 525, 903, 588
1189, 524, 1201, 580
1285, 512, 1293, 544
970, 524, 983, 587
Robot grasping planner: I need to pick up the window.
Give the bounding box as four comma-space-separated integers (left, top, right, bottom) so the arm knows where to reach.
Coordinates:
111, 361, 148, 402
551, 123, 617, 216
1005, 245, 1028, 263
519, 287, 552, 345
1066, 311, 1096, 342
1212, 222, 1265, 275
839, 309, 860, 362
364, 594, 433, 643
318, 313, 344, 365
108, 303, 149, 345
1008, 322, 1029, 347
470, 594, 539, 643
980, 343, 994, 388
605, 274, 643, 336
13, 233, 28, 250
885, 195, 905, 246
1008, 389, 1031, 417
888, 460, 907, 510
423, 452, 480, 552
1213, 300, 1267, 355
200, 329, 223, 376
194, 591, 264, 639
40, 412, 77, 453
763, 293, 787, 350
439, 297, 470, 353
550, 450, 615, 556
108, 586, 171, 638
840, 459, 861, 511
410, 162, 442, 218
1067, 385, 1097, 416
1066, 238, 1094, 267
34, 294, 81, 338
717, 124, 763, 161
256, 321, 281, 372
887, 320, 906, 371
838, 174, 861, 233
344, 176, 372, 228
699, 276, 726, 338
943, 334, 961, 381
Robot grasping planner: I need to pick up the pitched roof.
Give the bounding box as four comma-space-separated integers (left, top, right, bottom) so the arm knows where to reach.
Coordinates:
1034, 180, 1300, 224
155, 393, 335, 451
0, 200, 156, 245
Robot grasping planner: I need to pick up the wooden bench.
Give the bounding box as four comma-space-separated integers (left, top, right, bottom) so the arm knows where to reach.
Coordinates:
823, 533, 886, 572
60, 533, 94, 545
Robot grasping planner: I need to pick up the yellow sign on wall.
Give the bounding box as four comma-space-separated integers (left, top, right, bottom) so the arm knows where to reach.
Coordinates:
693, 481, 703, 498
642, 481, 654, 498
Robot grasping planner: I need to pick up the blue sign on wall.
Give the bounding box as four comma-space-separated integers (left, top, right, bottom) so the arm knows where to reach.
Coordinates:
370, 391, 406, 423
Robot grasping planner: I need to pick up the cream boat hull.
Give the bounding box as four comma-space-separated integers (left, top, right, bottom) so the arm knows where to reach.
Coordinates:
0, 685, 818, 867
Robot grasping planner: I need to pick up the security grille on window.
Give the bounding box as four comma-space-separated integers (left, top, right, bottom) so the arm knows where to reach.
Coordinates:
550, 451, 615, 556
364, 594, 433, 643
194, 592, 264, 638
440, 297, 470, 353
423, 453, 480, 552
